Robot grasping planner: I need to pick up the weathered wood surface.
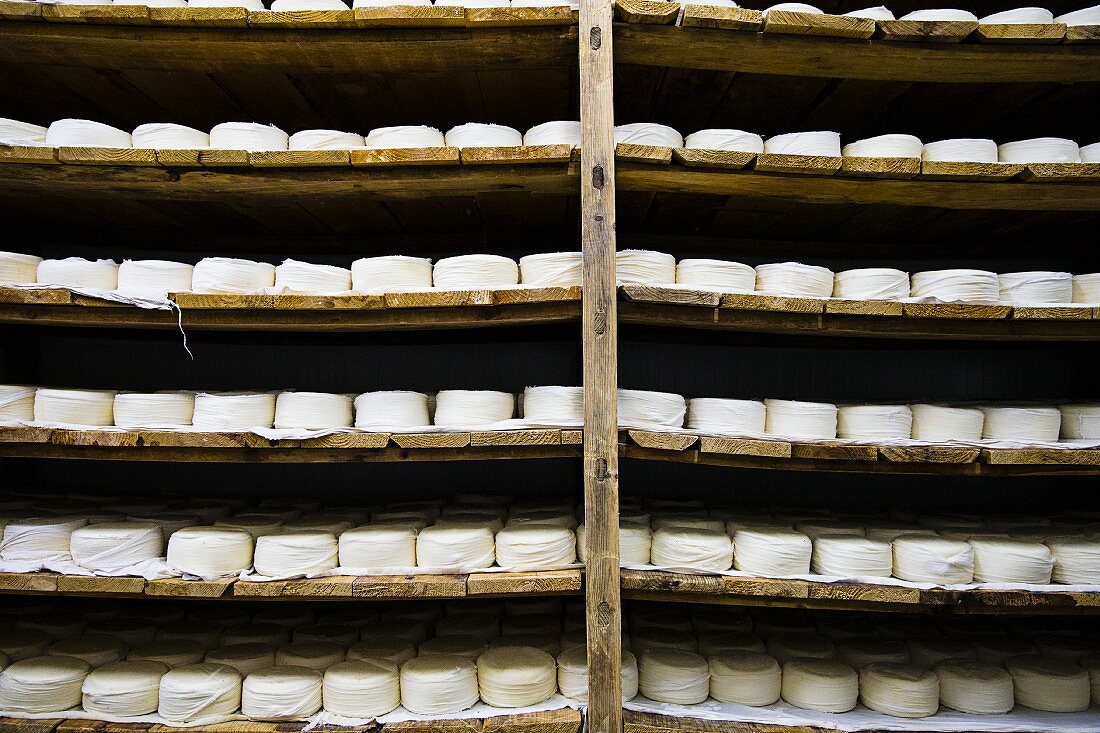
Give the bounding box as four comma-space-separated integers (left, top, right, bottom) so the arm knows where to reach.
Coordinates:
839, 155, 921, 179
679, 5, 760, 31
672, 148, 756, 170
354, 4, 463, 27
875, 18, 977, 42
753, 153, 842, 175
459, 144, 572, 165
468, 569, 582, 595
919, 160, 1027, 181
613, 0, 677, 24
763, 9, 874, 38
616, 143, 673, 164
974, 22, 1066, 43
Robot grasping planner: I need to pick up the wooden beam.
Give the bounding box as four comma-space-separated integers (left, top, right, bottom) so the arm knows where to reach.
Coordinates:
580, 0, 622, 726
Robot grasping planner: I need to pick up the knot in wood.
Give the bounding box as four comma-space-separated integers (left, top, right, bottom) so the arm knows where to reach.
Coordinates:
596, 601, 612, 626
593, 308, 607, 334
592, 164, 604, 189
589, 25, 602, 49
595, 457, 609, 479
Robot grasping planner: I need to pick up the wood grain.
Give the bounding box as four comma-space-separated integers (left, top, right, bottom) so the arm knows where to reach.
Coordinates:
753, 153, 842, 175
616, 143, 673, 164
1020, 162, 1100, 182
350, 146, 461, 167
919, 160, 1026, 181
0, 144, 58, 165
974, 22, 1066, 43
679, 5, 761, 31
626, 429, 698, 451
620, 284, 720, 307
354, 4, 464, 27
614, 0, 677, 24
875, 18, 977, 42
57, 147, 159, 167
839, 155, 920, 179
468, 569, 582, 595
459, 144, 572, 165
672, 148, 756, 170
762, 10, 874, 39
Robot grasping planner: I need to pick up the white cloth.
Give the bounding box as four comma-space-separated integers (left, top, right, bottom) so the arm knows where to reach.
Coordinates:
351, 256, 433, 293
969, 539, 1053, 583
444, 123, 522, 148
0, 385, 35, 421
842, 134, 922, 159
615, 124, 683, 148
209, 123, 288, 151
70, 522, 164, 573
82, 660, 168, 716
0, 118, 47, 145
0, 656, 91, 713
999, 138, 1080, 164
253, 532, 338, 577
204, 645, 276, 678
781, 659, 858, 713
339, 525, 418, 568
812, 535, 892, 577
38, 258, 119, 290
346, 640, 416, 666
273, 260, 351, 295
764, 399, 837, 439
911, 268, 1001, 303
523, 122, 581, 147
998, 271, 1073, 305
980, 406, 1061, 441
1047, 537, 1100, 584
477, 646, 557, 707
128, 640, 205, 668
910, 404, 984, 441
495, 525, 575, 569
900, 8, 977, 21
241, 666, 322, 720
132, 124, 209, 150
1057, 5, 1100, 25
434, 390, 514, 426
275, 641, 345, 671
48, 635, 127, 668
638, 650, 709, 705
34, 388, 116, 426
116, 260, 193, 299
289, 130, 364, 150
1006, 656, 1091, 712
981, 7, 1054, 23
323, 660, 400, 717
651, 528, 731, 571
167, 527, 254, 578
577, 523, 652, 564
354, 391, 430, 429
676, 259, 756, 293
433, 255, 519, 289
191, 257, 275, 294
416, 524, 495, 569
274, 392, 353, 430
363, 126, 445, 149
519, 252, 583, 287
709, 652, 781, 706
46, 119, 132, 148
192, 393, 276, 430
521, 386, 583, 423
892, 535, 973, 584
763, 131, 840, 157
617, 250, 677, 285
833, 268, 910, 300
922, 139, 998, 163
836, 405, 912, 440
1, 517, 86, 561
619, 389, 686, 428
764, 2, 823, 14
733, 529, 811, 575
157, 663, 242, 722
557, 647, 638, 702
1073, 273, 1100, 304
686, 398, 765, 435
399, 656, 479, 714
113, 392, 194, 428
755, 262, 834, 298
0, 252, 41, 284
935, 660, 1014, 714
683, 130, 763, 153
858, 663, 938, 718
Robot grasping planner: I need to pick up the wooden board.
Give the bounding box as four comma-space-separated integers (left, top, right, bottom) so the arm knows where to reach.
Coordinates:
246, 8, 357, 27
902, 302, 1011, 319
753, 153, 842, 175
57, 147, 159, 167
464, 5, 575, 27
56, 575, 145, 595
0, 144, 57, 165
616, 143, 673, 164
975, 22, 1066, 43
919, 160, 1026, 181
147, 6, 249, 26
823, 299, 903, 316
0, 1, 42, 20
40, 3, 148, 23
248, 150, 351, 168
350, 146, 461, 167
470, 429, 563, 446
762, 10, 875, 39
468, 569, 582, 595
354, 4, 464, 27
156, 149, 250, 167
679, 5, 760, 31
672, 148, 755, 170
720, 293, 825, 314
619, 284, 720, 308
839, 155, 920, 179
697, 435, 791, 458
613, 0, 677, 24
459, 144, 572, 165
1066, 24, 1100, 42
1021, 162, 1100, 181
144, 578, 233, 598
626, 429, 698, 451
875, 18, 977, 42
482, 708, 582, 733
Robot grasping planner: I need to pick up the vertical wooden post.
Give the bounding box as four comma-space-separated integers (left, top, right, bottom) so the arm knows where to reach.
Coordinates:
579, 0, 622, 729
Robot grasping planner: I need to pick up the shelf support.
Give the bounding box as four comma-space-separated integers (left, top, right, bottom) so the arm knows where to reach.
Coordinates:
580, 0, 622, 728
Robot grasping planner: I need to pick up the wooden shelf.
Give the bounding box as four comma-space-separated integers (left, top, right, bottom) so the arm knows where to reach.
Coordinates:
0, 426, 582, 462
614, 14, 1100, 82
0, 568, 582, 600
620, 429, 1100, 476
621, 569, 1100, 615
616, 159, 1100, 212
0, 286, 581, 332
626, 710, 1083, 733
619, 285, 1100, 341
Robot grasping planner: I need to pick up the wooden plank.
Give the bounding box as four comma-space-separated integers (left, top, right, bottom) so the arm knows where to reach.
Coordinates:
385, 290, 494, 308
879, 446, 980, 464
40, 3, 148, 23
807, 581, 920, 604
698, 435, 791, 458
626, 429, 698, 451
919, 160, 1026, 181
56, 575, 146, 595
233, 575, 357, 597
384, 720, 478, 733
619, 284, 720, 307
299, 433, 392, 449
464, 5, 574, 26
0, 571, 57, 593
0, 287, 73, 305
1012, 306, 1094, 320
680, 5, 761, 31
763, 10, 875, 39
482, 708, 582, 733
353, 574, 467, 598
561, 430, 583, 444
721, 292, 825, 313
156, 149, 250, 167
249, 150, 351, 167
753, 153, 841, 175
470, 429, 562, 446
839, 155, 920, 179
1020, 162, 1100, 181
468, 569, 582, 595
902, 302, 1011, 319
983, 448, 1100, 465
354, 4, 464, 26
147, 6, 249, 26
875, 18, 976, 42
57, 147, 159, 167
0, 1, 42, 20
790, 442, 878, 461
0, 719, 63, 733
1066, 24, 1100, 42
824, 299, 903, 316
391, 432, 471, 449
460, 144, 572, 165
614, 0, 677, 24
246, 8, 356, 27
672, 148, 755, 170
0, 144, 58, 165
350, 146, 461, 167
975, 22, 1066, 43
616, 143, 672, 164
492, 286, 581, 305
144, 578, 233, 598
